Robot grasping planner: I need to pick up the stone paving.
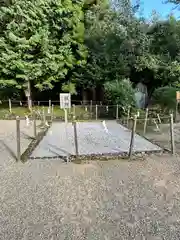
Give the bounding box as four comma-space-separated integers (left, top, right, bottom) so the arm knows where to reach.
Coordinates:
31, 121, 162, 158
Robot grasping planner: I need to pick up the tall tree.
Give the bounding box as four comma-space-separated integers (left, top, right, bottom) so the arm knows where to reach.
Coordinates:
0, 0, 87, 100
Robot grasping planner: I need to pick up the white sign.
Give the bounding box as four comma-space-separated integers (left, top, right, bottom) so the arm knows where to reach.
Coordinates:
60, 93, 71, 109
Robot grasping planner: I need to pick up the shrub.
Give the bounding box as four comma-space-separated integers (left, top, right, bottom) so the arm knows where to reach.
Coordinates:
104, 79, 135, 108
152, 86, 179, 110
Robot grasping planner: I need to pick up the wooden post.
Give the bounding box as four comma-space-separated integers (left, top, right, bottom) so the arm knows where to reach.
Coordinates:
90, 100, 92, 109
33, 110, 37, 138
175, 91, 180, 122
106, 105, 109, 112
16, 116, 21, 161
90, 100, 93, 119
143, 108, 148, 135
48, 100, 51, 114
64, 109, 68, 124
51, 104, 54, 122
128, 115, 137, 158
127, 106, 130, 127
153, 119, 160, 131
9, 99, 12, 113
42, 106, 46, 124
157, 114, 162, 124
170, 113, 175, 155
175, 101, 178, 123
116, 104, 119, 120
27, 80, 32, 111
72, 104, 76, 119
95, 104, 98, 120
72, 121, 79, 157
137, 110, 140, 118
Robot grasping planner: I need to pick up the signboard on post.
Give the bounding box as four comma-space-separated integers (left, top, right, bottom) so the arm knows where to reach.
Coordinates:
60, 93, 71, 109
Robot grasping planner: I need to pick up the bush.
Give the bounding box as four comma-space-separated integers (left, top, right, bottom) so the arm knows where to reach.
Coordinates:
104, 79, 135, 108
152, 86, 179, 110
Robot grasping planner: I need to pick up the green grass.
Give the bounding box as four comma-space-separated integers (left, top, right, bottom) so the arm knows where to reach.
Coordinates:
0, 105, 90, 120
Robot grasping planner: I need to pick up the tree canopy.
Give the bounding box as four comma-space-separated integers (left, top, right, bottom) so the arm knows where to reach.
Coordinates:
0, 0, 180, 103
0, 0, 86, 93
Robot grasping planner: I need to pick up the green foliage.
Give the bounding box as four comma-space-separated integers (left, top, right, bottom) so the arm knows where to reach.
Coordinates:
75, 1, 180, 100
62, 82, 77, 95
152, 86, 179, 110
74, 2, 138, 88
1, 0, 180, 106
0, 0, 86, 92
104, 79, 135, 108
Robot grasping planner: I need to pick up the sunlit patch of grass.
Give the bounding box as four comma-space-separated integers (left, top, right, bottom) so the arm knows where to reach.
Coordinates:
0, 105, 89, 120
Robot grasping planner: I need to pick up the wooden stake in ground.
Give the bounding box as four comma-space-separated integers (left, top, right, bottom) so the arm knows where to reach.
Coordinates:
9, 99, 12, 113
137, 110, 140, 118
64, 109, 68, 124
51, 104, 54, 122
72, 104, 75, 118
157, 114, 162, 124
170, 113, 175, 155
128, 115, 137, 158
143, 108, 149, 135
42, 106, 46, 125
90, 100, 93, 119
153, 119, 160, 132
95, 104, 98, 120
116, 104, 119, 120
16, 116, 21, 161
175, 101, 178, 123
33, 111, 37, 139
90, 100, 92, 109
48, 100, 51, 114
175, 91, 180, 122
127, 106, 130, 127
72, 121, 79, 157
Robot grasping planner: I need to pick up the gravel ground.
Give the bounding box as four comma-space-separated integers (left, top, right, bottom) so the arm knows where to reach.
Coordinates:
0, 120, 41, 165
145, 122, 180, 152
1, 120, 180, 239
1, 153, 180, 239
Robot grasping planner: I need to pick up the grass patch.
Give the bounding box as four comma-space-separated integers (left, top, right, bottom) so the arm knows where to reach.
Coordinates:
0, 105, 91, 120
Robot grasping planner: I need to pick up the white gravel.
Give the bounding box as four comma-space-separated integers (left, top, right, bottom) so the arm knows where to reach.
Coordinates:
31, 121, 162, 158
1, 121, 180, 239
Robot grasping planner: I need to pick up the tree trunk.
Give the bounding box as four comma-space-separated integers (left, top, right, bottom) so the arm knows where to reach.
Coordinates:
92, 87, 96, 102
24, 80, 32, 111
82, 89, 88, 104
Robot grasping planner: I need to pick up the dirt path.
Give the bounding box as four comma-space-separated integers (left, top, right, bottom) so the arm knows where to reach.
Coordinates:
0, 153, 180, 239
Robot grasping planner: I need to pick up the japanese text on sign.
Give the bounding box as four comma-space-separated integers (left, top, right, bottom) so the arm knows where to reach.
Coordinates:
60, 93, 71, 109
